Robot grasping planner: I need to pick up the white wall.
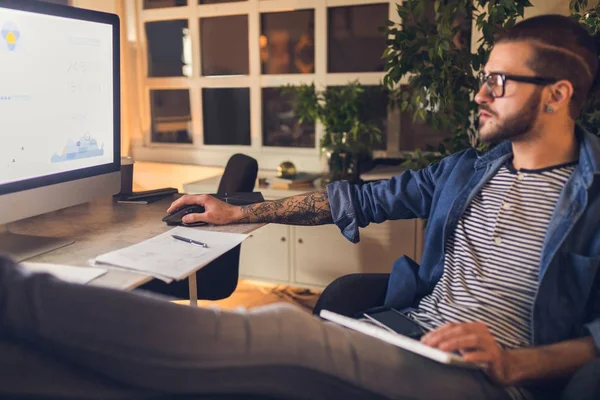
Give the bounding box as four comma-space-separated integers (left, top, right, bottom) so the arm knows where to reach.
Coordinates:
525, 0, 570, 18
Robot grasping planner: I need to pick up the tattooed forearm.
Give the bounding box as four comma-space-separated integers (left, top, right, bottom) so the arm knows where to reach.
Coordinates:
238, 190, 333, 225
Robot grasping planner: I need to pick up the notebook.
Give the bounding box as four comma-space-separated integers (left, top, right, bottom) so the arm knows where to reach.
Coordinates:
21, 262, 107, 284
319, 310, 485, 369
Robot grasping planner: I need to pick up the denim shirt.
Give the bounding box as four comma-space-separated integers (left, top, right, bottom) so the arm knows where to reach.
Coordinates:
327, 126, 600, 352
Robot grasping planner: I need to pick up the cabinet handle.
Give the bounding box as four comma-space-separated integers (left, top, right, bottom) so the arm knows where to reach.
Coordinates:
298, 238, 303, 244
280, 237, 286, 242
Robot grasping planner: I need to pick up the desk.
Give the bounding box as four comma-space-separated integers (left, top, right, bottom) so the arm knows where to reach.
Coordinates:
5, 195, 264, 305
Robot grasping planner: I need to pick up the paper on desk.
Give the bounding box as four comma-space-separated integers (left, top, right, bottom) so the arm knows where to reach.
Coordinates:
20, 262, 107, 284
92, 227, 248, 281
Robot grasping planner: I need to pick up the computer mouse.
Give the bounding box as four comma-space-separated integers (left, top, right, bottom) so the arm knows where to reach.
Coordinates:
162, 205, 206, 226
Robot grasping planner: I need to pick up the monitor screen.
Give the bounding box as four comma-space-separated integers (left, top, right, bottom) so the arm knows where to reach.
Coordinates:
0, 3, 116, 190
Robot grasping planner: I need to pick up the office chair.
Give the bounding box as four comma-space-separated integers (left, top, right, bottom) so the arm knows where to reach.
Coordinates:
313, 273, 600, 400
139, 153, 258, 300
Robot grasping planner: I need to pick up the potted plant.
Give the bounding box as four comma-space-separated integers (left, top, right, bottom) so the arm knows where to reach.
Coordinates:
284, 81, 384, 183
382, 0, 600, 169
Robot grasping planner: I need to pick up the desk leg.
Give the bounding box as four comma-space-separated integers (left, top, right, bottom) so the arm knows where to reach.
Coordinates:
188, 273, 198, 307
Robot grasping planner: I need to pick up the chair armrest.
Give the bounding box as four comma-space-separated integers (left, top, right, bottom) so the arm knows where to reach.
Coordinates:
313, 273, 390, 317
560, 358, 600, 400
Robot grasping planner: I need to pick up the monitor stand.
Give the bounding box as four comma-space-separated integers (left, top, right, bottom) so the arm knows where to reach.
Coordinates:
0, 231, 75, 263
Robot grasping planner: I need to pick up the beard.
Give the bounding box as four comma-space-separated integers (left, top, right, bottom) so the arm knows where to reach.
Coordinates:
478, 88, 542, 144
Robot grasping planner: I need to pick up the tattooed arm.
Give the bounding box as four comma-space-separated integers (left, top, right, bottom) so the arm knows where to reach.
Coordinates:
166, 190, 333, 226
238, 190, 332, 225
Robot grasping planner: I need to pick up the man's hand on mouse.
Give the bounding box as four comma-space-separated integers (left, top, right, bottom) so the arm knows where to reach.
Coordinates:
167, 194, 240, 225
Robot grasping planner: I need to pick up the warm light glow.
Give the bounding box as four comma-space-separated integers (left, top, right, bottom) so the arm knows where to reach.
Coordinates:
259, 34, 268, 48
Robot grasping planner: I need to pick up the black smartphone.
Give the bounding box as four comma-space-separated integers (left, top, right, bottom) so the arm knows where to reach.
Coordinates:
362, 309, 425, 339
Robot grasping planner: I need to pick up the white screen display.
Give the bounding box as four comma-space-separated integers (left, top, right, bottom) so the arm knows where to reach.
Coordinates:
0, 6, 114, 186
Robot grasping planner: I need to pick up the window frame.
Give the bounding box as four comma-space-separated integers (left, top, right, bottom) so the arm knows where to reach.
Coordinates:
132, 0, 407, 171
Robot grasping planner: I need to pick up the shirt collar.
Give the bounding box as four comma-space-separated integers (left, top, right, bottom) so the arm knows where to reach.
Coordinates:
473, 126, 600, 185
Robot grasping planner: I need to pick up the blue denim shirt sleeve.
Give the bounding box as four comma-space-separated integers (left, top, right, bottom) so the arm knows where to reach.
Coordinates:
326, 163, 440, 244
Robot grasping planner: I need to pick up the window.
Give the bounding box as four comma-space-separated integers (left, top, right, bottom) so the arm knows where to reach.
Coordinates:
328, 4, 388, 73
201, 15, 249, 76
202, 88, 251, 145
135, 1, 444, 170
150, 90, 192, 144
144, 0, 187, 9
262, 87, 315, 148
260, 10, 314, 75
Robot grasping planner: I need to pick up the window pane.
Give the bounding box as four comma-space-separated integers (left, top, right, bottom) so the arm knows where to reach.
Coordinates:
327, 85, 388, 150
263, 88, 315, 148
202, 88, 250, 145
359, 86, 388, 150
201, 15, 249, 76
37, 0, 70, 5
399, 87, 452, 151
200, 0, 245, 3
144, 0, 187, 9
328, 4, 388, 73
261, 10, 314, 74
150, 90, 192, 144
145, 20, 191, 77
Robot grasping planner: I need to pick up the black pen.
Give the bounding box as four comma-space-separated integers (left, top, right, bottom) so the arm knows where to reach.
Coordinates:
172, 234, 209, 248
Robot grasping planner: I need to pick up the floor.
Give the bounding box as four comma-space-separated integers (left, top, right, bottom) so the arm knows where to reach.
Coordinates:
133, 162, 322, 313
174, 280, 321, 313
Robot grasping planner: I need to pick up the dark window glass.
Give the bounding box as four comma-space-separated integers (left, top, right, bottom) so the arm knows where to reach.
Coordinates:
398, 87, 452, 151
328, 4, 388, 73
202, 88, 250, 145
145, 20, 190, 77
260, 10, 314, 74
200, 0, 245, 3
144, 0, 187, 9
263, 88, 315, 148
150, 90, 192, 144
327, 85, 388, 150
201, 15, 249, 76
37, 0, 70, 5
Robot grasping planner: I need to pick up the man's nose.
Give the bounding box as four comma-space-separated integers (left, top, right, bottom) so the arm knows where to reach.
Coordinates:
474, 84, 493, 105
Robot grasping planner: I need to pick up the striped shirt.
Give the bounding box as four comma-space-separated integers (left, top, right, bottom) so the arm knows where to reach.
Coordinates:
407, 160, 577, 399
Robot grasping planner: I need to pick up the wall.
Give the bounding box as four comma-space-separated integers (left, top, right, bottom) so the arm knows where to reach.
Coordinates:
525, 0, 570, 18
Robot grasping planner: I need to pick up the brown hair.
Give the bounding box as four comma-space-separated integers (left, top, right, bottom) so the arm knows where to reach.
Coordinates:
496, 14, 600, 120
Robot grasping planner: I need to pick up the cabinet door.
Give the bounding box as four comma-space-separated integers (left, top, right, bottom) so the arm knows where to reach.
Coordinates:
293, 220, 417, 288
239, 224, 290, 283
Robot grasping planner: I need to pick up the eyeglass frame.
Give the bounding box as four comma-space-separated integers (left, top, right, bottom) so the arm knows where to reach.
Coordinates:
478, 72, 558, 98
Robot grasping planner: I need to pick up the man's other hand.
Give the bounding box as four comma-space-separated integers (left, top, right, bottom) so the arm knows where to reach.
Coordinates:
421, 322, 515, 385
167, 194, 241, 225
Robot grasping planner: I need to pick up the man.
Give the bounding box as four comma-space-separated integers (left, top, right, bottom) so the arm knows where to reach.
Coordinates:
0, 14, 598, 400
167, 14, 600, 398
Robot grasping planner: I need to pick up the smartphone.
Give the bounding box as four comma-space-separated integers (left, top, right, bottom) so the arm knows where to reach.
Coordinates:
361, 309, 425, 339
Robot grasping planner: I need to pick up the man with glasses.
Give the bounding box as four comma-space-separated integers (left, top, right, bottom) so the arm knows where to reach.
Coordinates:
1, 14, 599, 400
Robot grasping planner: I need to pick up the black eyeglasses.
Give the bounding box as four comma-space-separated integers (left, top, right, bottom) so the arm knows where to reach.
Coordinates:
478, 72, 557, 98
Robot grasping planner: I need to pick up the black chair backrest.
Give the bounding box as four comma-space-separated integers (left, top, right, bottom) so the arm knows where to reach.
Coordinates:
217, 153, 258, 196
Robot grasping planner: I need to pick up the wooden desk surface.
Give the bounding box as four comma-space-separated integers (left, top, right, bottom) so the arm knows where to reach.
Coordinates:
6, 195, 264, 291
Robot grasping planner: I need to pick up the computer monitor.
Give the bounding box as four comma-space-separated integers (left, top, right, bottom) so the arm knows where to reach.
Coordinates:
0, 0, 120, 261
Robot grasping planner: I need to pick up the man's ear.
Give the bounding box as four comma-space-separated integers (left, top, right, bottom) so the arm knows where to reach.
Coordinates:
545, 79, 573, 114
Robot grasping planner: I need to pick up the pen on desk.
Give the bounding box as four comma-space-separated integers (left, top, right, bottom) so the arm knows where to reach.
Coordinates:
171, 234, 209, 248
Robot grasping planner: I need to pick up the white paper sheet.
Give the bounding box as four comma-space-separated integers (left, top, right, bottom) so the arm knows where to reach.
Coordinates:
92, 227, 248, 281
21, 262, 107, 284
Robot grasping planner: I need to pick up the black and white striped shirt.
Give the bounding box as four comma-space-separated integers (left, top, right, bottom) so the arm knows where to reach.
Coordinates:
407, 160, 577, 398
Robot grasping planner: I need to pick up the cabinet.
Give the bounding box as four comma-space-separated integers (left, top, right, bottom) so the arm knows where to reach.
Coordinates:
183, 168, 423, 289
237, 220, 417, 289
